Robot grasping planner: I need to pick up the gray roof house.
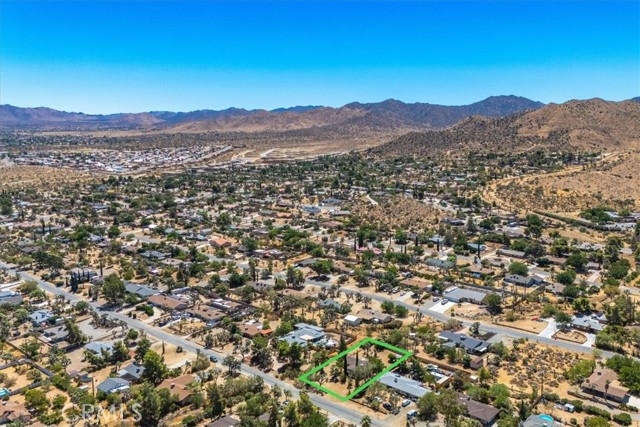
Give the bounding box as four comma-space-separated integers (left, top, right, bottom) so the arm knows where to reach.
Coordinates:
84, 342, 114, 355
0, 290, 23, 306
504, 274, 544, 287
280, 323, 327, 347
378, 373, 431, 399
572, 315, 605, 332
425, 258, 455, 270
41, 325, 68, 343
97, 377, 130, 395
29, 309, 53, 325
443, 287, 489, 304
457, 395, 500, 426
125, 283, 160, 298
438, 331, 490, 354
117, 363, 145, 382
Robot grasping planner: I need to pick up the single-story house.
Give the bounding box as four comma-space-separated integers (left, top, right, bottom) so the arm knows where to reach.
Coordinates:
157, 374, 197, 405
438, 331, 490, 355
84, 342, 114, 356
206, 416, 241, 427
117, 363, 145, 383
210, 238, 232, 248
458, 395, 500, 426
0, 291, 22, 306
425, 258, 455, 270
504, 274, 544, 287
344, 314, 362, 327
497, 248, 526, 258
355, 309, 392, 324
378, 373, 431, 399
400, 277, 433, 290
41, 325, 68, 343
187, 305, 226, 324
29, 309, 53, 325
125, 283, 160, 299
582, 369, 629, 402
280, 323, 327, 347
572, 315, 605, 333
148, 294, 190, 311
443, 287, 489, 305
97, 377, 130, 395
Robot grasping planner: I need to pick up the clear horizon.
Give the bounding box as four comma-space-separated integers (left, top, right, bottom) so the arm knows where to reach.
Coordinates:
1, 0, 639, 115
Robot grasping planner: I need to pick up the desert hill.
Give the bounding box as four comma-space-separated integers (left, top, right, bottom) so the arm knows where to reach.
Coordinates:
0, 95, 542, 132
376, 99, 640, 156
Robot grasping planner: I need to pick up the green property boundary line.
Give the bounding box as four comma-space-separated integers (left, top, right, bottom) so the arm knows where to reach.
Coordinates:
298, 337, 413, 401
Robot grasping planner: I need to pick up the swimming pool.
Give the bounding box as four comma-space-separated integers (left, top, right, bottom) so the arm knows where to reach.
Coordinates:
539, 415, 554, 423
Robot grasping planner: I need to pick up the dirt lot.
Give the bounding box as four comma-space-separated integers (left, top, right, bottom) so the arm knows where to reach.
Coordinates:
496, 319, 548, 334
554, 330, 588, 344
0, 165, 90, 190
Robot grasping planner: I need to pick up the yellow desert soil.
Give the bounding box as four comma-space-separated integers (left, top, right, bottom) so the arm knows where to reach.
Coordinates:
351, 196, 442, 231
553, 330, 588, 344
482, 152, 630, 214
0, 165, 92, 190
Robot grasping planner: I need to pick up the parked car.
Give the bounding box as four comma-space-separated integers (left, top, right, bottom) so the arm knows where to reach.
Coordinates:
209, 356, 218, 362
441, 298, 449, 304
402, 399, 412, 407
433, 297, 440, 302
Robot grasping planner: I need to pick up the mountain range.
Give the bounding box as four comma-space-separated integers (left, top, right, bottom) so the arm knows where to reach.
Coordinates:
375, 98, 640, 156
0, 95, 543, 132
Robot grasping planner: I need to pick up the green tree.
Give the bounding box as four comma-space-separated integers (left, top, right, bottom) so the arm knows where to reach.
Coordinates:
25, 389, 50, 414
485, 294, 503, 315
417, 391, 438, 420
206, 383, 225, 418
141, 351, 168, 385
102, 274, 126, 305
136, 382, 163, 427
508, 262, 528, 276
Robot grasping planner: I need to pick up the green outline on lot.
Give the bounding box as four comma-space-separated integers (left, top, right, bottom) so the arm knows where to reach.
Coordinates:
298, 337, 413, 401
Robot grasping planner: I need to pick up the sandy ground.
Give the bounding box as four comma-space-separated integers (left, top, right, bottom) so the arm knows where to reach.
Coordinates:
553, 330, 588, 344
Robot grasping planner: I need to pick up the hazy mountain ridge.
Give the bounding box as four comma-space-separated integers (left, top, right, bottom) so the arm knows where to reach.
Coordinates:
0, 95, 542, 132
375, 99, 640, 156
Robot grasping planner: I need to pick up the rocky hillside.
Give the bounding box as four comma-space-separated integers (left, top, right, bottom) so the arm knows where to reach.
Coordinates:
376, 99, 640, 156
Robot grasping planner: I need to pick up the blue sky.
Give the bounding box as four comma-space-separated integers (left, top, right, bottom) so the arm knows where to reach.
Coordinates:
1, 0, 638, 114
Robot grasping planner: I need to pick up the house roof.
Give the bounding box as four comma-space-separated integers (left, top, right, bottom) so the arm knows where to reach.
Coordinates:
583, 368, 628, 400
97, 377, 130, 394
457, 395, 500, 425
117, 363, 145, 381
125, 283, 160, 298
206, 416, 241, 427
157, 374, 196, 402
84, 342, 114, 355
439, 331, 490, 353
355, 309, 392, 322
378, 373, 430, 399
444, 287, 489, 303
187, 305, 226, 322
148, 294, 188, 310
572, 315, 605, 332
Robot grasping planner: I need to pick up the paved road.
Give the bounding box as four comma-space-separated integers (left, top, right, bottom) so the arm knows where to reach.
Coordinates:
0, 262, 380, 427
